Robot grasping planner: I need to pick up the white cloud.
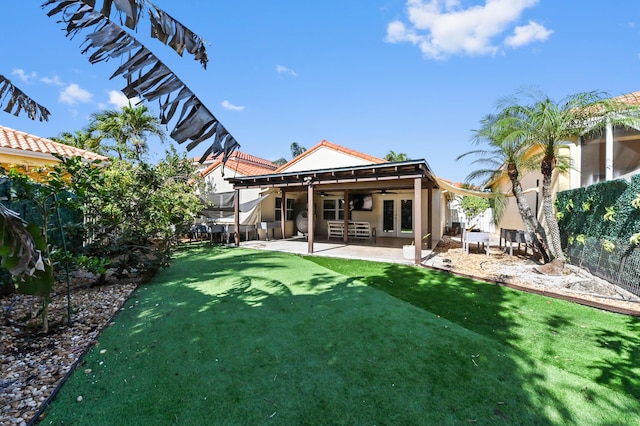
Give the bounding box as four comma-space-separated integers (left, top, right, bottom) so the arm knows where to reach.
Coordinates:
276, 65, 298, 77
505, 20, 553, 47
107, 90, 141, 109
59, 83, 93, 105
221, 100, 246, 111
40, 75, 65, 86
11, 69, 37, 83
386, 0, 550, 59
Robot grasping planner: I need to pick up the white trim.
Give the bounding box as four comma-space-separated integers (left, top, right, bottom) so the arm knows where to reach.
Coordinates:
605, 120, 614, 181
0, 147, 57, 161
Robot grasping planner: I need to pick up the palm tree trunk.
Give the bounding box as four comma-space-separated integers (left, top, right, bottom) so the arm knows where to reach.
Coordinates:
511, 178, 550, 263
541, 158, 565, 262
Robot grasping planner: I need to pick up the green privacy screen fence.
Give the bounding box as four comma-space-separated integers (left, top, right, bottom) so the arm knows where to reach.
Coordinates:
556, 175, 640, 297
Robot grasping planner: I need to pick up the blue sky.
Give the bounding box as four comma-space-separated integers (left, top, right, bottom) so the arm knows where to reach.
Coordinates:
1, 1, 639, 183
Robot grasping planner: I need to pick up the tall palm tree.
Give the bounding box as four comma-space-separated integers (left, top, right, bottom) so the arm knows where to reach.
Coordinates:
495, 88, 640, 263
458, 113, 550, 263
120, 103, 166, 160
89, 104, 165, 161
290, 142, 307, 158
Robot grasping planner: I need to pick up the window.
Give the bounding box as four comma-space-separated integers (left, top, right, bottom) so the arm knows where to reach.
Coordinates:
581, 134, 605, 187
275, 198, 294, 220
322, 198, 347, 220
613, 126, 640, 178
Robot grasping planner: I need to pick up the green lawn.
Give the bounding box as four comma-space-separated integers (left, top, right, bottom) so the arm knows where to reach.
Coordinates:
42, 246, 640, 425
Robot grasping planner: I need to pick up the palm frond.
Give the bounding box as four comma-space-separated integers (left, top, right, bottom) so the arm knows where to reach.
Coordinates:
43, 0, 239, 162
0, 74, 51, 121
0, 204, 44, 276
43, 0, 208, 68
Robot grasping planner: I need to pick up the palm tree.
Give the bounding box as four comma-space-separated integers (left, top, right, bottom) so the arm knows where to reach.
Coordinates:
384, 150, 408, 162
495, 88, 640, 263
89, 104, 165, 161
120, 103, 166, 160
290, 142, 307, 158
273, 157, 288, 166
458, 113, 550, 263
51, 130, 104, 155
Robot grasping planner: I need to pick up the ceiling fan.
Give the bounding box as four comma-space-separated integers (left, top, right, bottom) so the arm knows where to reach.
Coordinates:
376, 189, 398, 195
319, 191, 340, 197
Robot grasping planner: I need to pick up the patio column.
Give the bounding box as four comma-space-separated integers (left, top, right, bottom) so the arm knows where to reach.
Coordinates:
234, 188, 240, 246
427, 186, 433, 249
605, 119, 613, 181
308, 183, 315, 254
570, 140, 581, 188
280, 189, 287, 239
413, 177, 422, 265
342, 190, 349, 243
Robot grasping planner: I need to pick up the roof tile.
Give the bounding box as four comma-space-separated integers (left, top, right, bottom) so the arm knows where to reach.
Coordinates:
199, 150, 277, 177
0, 125, 107, 162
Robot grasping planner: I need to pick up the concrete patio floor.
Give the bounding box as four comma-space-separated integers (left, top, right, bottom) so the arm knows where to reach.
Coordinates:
238, 236, 433, 265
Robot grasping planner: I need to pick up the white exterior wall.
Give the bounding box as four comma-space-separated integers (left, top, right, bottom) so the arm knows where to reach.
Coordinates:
314, 188, 442, 244
203, 165, 234, 193
497, 171, 541, 232
201, 165, 263, 225
283, 147, 376, 172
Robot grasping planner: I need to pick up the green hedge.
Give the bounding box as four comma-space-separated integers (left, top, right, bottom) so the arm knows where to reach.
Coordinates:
556, 175, 640, 244
556, 175, 640, 296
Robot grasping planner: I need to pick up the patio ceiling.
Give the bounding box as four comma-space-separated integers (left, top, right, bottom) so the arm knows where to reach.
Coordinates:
226, 159, 440, 192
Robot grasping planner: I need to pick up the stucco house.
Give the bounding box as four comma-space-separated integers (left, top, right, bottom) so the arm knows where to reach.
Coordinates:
0, 124, 107, 176
197, 150, 278, 228
492, 91, 640, 232
224, 140, 443, 264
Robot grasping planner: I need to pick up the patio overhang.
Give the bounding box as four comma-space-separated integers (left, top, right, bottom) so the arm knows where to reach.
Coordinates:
226, 159, 440, 191
226, 160, 440, 264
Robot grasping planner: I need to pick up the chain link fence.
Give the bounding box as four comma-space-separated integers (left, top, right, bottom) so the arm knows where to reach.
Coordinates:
566, 236, 640, 297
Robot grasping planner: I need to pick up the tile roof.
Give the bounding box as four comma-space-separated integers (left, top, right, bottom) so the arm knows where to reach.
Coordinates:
199, 150, 277, 177
196, 150, 276, 168
274, 140, 387, 173
0, 124, 107, 162
613, 91, 640, 105
437, 177, 465, 188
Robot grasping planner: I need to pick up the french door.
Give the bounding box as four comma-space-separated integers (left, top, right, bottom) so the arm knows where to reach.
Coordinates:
382, 198, 414, 237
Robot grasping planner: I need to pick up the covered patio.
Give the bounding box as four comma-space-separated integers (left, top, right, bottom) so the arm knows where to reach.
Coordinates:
238, 235, 434, 264
227, 160, 440, 265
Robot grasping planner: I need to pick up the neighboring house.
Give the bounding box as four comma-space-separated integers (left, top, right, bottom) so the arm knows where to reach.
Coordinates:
227, 140, 443, 263
492, 91, 640, 232
197, 151, 277, 226
438, 178, 495, 235
571, 91, 640, 187
0, 124, 107, 176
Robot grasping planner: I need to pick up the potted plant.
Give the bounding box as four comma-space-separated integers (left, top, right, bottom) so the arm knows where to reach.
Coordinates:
403, 234, 430, 260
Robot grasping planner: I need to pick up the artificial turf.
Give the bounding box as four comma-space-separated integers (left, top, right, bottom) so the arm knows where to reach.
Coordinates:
42, 246, 640, 425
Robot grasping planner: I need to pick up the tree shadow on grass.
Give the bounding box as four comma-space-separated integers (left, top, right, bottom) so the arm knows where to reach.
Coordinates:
307, 257, 640, 424
591, 316, 640, 399
44, 247, 640, 425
